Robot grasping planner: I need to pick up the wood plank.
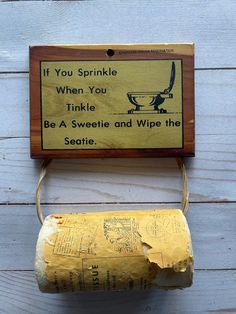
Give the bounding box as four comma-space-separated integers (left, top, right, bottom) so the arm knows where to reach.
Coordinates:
0, 136, 236, 203
1, 69, 236, 138
0, 73, 29, 137
1, 71, 235, 203
0, 203, 235, 271
0, 270, 235, 314
0, 1, 236, 71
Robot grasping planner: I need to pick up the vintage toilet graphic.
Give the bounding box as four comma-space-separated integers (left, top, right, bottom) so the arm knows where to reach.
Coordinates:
127, 62, 176, 114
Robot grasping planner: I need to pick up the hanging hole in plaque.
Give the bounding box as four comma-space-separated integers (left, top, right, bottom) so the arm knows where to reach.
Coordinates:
106, 49, 115, 57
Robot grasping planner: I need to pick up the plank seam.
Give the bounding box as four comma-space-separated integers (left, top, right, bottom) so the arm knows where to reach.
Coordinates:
1, 201, 236, 205
1, 68, 236, 75
0, 269, 235, 272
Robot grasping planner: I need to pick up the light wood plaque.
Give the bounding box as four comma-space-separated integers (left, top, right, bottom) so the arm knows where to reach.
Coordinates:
30, 44, 194, 158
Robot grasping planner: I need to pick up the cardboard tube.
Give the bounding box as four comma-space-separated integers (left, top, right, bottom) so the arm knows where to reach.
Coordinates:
35, 209, 193, 293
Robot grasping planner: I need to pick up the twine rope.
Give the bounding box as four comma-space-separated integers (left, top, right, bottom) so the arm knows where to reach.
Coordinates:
36, 158, 189, 225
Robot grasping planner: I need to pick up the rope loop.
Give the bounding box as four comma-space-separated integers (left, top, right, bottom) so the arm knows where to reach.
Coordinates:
36, 158, 189, 224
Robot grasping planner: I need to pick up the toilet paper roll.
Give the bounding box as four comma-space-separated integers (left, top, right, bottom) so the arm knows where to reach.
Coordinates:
35, 209, 193, 293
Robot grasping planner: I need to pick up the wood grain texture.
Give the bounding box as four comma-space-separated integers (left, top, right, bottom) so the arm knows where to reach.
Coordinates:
0, 137, 235, 204
0, 1, 236, 71
0, 203, 235, 271
1, 69, 235, 204
0, 270, 236, 314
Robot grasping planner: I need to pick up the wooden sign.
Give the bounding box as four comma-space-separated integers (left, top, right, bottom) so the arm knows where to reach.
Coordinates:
30, 44, 194, 158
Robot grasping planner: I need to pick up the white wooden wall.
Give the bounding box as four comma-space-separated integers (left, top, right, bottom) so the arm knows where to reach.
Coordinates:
0, 1, 236, 313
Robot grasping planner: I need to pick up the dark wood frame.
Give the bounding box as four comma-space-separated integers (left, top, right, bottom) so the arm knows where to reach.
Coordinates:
30, 44, 194, 158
